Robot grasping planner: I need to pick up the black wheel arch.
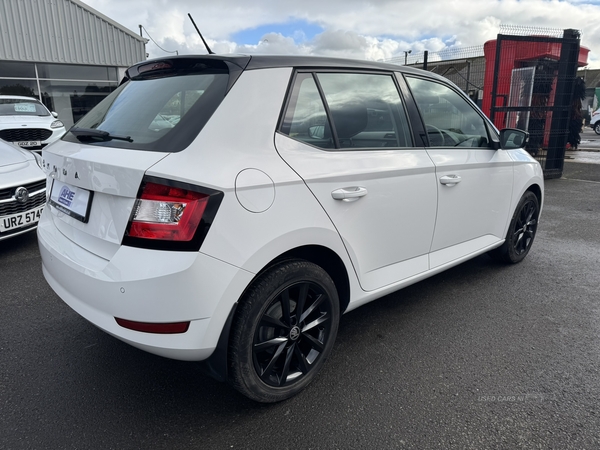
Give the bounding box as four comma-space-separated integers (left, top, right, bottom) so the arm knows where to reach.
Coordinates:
200, 244, 351, 383
526, 183, 543, 208
266, 245, 351, 314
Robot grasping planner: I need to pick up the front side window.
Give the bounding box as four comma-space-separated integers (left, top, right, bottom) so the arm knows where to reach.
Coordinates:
406, 77, 490, 148
281, 71, 412, 150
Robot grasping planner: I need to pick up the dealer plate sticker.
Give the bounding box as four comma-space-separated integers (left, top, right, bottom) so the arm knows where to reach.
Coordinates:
49, 180, 93, 223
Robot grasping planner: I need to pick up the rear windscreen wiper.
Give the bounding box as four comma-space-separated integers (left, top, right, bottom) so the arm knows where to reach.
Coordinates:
70, 127, 133, 143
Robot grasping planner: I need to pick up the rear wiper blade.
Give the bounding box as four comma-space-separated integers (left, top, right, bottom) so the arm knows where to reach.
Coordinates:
70, 127, 133, 142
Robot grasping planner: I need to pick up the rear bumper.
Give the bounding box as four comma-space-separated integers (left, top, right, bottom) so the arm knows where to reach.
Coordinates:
37, 212, 254, 361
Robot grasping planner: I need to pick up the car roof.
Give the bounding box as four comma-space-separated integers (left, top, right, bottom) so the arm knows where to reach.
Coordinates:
0, 95, 41, 101
128, 54, 445, 80
243, 54, 418, 72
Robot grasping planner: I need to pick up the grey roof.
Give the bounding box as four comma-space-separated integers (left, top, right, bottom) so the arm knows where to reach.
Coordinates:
0, 0, 147, 67
132, 54, 444, 79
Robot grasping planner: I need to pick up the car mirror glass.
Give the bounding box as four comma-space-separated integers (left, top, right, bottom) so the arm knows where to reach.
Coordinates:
500, 128, 529, 149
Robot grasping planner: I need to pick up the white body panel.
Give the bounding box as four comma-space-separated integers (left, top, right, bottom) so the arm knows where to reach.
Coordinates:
41, 143, 167, 258
38, 67, 359, 359
426, 148, 514, 267
275, 133, 437, 291
0, 142, 43, 182
36, 57, 544, 364
39, 231, 253, 360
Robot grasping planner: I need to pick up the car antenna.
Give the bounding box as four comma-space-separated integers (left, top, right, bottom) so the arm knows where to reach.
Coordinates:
188, 13, 215, 55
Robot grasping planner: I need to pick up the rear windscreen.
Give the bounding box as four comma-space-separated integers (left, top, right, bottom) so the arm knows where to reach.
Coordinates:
62, 61, 230, 152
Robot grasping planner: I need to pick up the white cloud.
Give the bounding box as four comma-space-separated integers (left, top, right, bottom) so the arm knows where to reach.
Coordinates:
83, 0, 600, 68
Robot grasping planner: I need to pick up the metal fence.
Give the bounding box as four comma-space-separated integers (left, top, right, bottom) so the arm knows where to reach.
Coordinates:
387, 25, 583, 178
489, 28, 581, 178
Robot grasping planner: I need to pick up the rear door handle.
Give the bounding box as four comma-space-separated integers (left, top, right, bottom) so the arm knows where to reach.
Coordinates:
331, 186, 368, 201
439, 175, 462, 186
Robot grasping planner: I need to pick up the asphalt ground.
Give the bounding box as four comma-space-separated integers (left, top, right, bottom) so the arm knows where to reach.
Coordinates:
578, 126, 600, 151
1, 162, 600, 449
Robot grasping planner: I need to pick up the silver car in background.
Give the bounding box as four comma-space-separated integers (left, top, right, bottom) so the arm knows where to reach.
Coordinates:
0, 139, 46, 241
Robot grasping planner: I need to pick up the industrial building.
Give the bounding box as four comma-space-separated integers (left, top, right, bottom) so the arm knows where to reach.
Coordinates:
0, 0, 146, 129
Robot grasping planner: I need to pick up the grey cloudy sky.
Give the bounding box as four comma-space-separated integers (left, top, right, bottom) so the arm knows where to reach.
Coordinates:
84, 0, 600, 68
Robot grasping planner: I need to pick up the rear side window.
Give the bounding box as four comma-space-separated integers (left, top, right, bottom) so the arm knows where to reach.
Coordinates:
406, 77, 490, 148
62, 59, 230, 152
280, 71, 412, 150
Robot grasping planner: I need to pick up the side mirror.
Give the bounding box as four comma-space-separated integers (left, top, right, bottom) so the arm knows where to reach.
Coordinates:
499, 128, 529, 150
51, 111, 59, 118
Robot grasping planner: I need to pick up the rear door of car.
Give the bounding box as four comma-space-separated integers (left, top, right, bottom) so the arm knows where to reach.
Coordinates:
275, 70, 437, 292
403, 75, 514, 268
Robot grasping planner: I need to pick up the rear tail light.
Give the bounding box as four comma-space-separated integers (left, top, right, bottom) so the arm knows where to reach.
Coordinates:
129, 182, 208, 241
123, 177, 223, 251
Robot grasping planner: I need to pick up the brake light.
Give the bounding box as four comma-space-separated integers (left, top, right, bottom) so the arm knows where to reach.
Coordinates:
123, 177, 223, 251
128, 182, 208, 241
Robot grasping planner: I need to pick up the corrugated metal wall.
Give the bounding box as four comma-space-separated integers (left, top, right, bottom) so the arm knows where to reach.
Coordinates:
0, 0, 146, 67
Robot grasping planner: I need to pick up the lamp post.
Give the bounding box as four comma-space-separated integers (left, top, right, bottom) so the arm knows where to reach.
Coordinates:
404, 50, 412, 65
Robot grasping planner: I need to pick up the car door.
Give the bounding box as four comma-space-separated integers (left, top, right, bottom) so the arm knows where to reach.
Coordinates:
404, 76, 514, 268
275, 71, 437, 292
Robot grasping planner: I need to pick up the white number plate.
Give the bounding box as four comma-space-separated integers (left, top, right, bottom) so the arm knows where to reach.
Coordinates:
0, 205, 45, 232
14, 140, 41, 147
49, 180, 93, 223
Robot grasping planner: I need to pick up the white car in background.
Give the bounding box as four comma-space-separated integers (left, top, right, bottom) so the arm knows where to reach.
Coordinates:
591, 109, 600, 135
0, 139, 46, 241
0, 95, 66, 152
38, 55, 544, 402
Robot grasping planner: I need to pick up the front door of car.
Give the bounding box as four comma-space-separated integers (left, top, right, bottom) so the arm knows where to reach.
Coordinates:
405, 76, 514, 268
275, 71, 437, 292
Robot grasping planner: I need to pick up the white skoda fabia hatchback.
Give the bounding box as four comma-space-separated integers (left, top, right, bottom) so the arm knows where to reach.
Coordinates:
38, 55, 543, 402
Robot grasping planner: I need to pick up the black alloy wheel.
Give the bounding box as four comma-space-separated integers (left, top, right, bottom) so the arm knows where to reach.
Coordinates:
511, 196, 538, 257
594, 123, 600, 135
490, 191, 540, 264
229, 260, 340, 402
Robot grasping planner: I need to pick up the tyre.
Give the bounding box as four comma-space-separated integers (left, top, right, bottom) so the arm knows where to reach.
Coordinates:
228, 260, 340, 402
594, 122, 600, 135
490, 191, 539, 264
